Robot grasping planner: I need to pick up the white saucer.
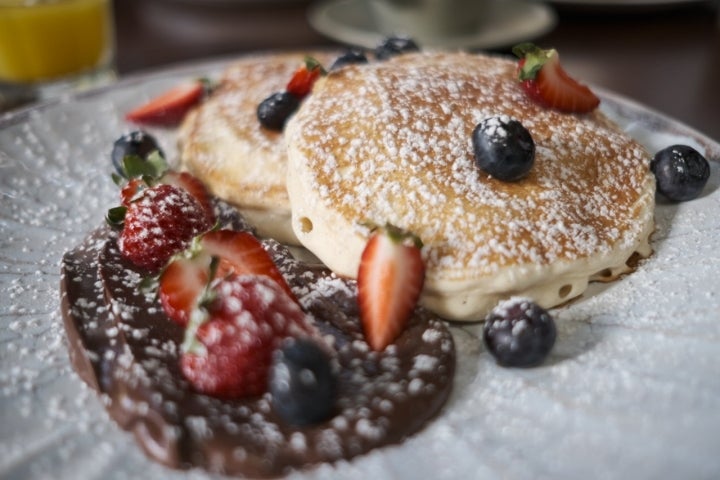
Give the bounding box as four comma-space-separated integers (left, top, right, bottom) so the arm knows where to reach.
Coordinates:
307, 0, 557, 50
549, 0, 703, 5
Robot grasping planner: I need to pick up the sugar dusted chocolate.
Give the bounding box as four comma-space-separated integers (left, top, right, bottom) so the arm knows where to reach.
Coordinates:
60, 201, 455, 477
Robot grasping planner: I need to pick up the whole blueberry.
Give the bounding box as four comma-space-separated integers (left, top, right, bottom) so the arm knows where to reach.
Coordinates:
257, 91, 300, 131
483, 297, 556, 368
269, 338, 337, 425
374, 35, 420, 61
472, 116, 535, 182
330, 49, 369, 70
650, 144, 710, 202
111, 130, 164, 177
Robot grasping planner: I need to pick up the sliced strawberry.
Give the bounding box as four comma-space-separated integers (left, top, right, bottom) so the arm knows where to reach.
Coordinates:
286, 57, 325, 98
513, 43, 600, 114
160, 170, 215, 223
180, 275, 314, 398
201, 230, 296, 301
120, 177, 145, 207
118, 184, 213, 271
357, 224, 425, 351
158, 229, 296, 327
158, 254, 211, 327
125, 81, 204, 126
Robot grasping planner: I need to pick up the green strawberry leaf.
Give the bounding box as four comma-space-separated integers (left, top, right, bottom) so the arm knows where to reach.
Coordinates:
512, 43, 556, 81
121, 150, 167, 180
105, 205, 127, 227
304, 55, 327, 75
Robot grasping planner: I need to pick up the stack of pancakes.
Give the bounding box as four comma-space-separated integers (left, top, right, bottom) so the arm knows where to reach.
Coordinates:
179, 50, 655, 322
179, 52, 337, 244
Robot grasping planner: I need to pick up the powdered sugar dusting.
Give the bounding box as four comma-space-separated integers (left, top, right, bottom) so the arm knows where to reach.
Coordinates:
179, 52, 338, 212
288, 51, 655, 276
2, 53, 720, 480
57, 199, 455, 476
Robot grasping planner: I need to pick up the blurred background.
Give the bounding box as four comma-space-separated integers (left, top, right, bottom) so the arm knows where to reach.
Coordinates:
112, 0, 719, 139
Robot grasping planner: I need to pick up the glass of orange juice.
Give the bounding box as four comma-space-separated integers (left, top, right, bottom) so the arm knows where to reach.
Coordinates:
0, 0, 116, 109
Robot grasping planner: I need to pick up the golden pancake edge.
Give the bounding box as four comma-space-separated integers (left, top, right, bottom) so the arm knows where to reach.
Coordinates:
178, 51, 337, 244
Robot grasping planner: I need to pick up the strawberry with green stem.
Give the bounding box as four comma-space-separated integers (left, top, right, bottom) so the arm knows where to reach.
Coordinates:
358, 224, 426, 351
513, 43, 600, 114
158, 229, 296, 327
286, 56, 326, 98
107, 152, 215, 272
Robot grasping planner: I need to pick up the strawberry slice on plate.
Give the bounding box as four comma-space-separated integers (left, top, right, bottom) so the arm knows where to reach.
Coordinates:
286, 56, 325, 98
358, 224, 425, 351
125, 80, 205, 126
513, 43, 600, 114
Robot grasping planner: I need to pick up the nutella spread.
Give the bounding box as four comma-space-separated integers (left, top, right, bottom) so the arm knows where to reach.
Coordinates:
60, 202, 455, 477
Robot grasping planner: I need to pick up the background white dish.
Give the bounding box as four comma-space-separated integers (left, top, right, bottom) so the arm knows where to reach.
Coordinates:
1, 56, 720, 479
546, 0, 705, 5
308, 0, 557, 49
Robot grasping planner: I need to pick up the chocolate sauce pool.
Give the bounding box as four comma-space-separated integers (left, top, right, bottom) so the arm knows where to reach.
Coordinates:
60, 203, 455, 477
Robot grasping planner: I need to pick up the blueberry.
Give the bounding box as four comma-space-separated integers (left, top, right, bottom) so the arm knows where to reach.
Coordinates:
111, 130, 164, 177
483, 298, 556, 368
472, 116, 535, 182
269, 338, 337, 425
650, 144, 710, 202
330, 49, 369, 71
374, 35, 420, 61
257, 91, 300, 131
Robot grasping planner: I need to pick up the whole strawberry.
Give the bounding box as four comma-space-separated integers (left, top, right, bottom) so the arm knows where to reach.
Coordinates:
118, 184, 214, 271
180, 275, 314, 398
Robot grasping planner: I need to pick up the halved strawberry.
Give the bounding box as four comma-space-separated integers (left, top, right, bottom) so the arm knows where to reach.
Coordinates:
201, 230, 296, 301
125, 80, 205, 126
160, 170, 215, 223
513, 43, 600, 114
286, 57, 325, 98
357, 224, 425, 351
158, 229, 296, 326
158, 253, 211, 327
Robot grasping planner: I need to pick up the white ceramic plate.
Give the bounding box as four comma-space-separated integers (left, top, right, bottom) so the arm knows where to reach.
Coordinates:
1, 56, 720, 480
308, 0, 557, 49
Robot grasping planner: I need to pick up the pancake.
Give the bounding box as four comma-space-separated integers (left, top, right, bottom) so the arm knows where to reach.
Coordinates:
179, 51, 336, 244
285, 51, 655, 321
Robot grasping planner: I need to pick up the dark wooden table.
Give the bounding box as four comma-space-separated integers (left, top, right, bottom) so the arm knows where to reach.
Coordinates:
114, 0, 720, 141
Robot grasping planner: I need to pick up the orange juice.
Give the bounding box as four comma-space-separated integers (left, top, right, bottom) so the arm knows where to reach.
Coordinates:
0, 0, 114, 83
